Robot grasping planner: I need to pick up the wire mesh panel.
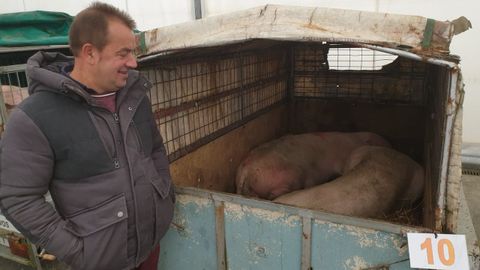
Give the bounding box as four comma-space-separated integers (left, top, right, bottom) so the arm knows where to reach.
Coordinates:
0, 64, 30, 133
141, 46, 288, 161
294, 44, 428, 105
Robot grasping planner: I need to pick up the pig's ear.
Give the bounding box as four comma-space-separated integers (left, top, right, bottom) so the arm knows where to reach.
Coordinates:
365, 137, 391, 148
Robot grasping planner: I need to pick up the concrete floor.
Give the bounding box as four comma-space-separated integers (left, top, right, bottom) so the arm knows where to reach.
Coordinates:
461, 175, 480, 239
457, 175, 480, 269
459, 143, 480, 246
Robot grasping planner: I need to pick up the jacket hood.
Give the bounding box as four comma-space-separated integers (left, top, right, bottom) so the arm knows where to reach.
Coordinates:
26, 51, 141, 103
26, 51, 74, 95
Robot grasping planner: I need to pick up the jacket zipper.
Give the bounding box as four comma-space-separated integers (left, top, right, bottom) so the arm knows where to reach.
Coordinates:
113, 112, 119, 122
130, 120, 145, 155
90, 108, 121, 169
112, 112, 121, 169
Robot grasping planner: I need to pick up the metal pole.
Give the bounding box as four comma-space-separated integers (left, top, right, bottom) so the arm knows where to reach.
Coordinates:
194, 0, 203, 20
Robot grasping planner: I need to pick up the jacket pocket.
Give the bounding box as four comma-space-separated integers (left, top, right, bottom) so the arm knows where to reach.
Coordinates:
143, 158, 175, 245
64, 194, 128, 270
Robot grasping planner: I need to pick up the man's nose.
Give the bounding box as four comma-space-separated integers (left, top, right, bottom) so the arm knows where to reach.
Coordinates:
126, 54, 138, 69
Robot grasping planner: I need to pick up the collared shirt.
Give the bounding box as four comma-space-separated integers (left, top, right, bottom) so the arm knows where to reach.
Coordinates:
62, 64, 117, 112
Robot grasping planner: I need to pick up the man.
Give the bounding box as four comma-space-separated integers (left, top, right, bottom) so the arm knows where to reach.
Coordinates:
0, 2, 174, 270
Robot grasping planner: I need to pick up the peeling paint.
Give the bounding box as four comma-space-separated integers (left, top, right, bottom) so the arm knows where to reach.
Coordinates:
225, 202, 300, 226
349, 231, 379, 248
344, 256, 369, 270
177, 194, 211, 209
316, 220, 381, 248
170, 212, 192, 237
224, 203, 246, 220
391, 236, 409, 256
315, 220, 406, 254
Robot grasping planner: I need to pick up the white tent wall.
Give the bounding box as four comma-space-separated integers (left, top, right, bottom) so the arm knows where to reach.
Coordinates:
0, 0, 194, 30
0, 0, 478, 142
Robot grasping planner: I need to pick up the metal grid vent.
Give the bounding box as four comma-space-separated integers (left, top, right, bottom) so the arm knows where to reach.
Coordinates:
328, 47, 397, 70
0, 64, 29, 102
141, 47, 288, 161
294, 44, 428, 105
462, 168, 480, 176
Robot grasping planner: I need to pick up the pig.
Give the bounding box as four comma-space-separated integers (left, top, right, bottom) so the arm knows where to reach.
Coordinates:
273, 145, 424, 219
235, 132, 390, 200
1, 85, 29, 115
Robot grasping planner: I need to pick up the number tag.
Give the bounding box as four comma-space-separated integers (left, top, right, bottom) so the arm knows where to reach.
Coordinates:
407, 233, 469, 269
0, 215, 20, 233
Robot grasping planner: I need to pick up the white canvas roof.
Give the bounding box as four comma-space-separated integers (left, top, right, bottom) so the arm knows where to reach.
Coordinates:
137, 5, 470, 61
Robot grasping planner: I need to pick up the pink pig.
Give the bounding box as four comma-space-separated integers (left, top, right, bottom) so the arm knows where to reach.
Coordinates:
235, 132, 390, 200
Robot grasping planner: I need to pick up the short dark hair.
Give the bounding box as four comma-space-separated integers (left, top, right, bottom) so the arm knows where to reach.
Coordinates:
69, 1, 136, 56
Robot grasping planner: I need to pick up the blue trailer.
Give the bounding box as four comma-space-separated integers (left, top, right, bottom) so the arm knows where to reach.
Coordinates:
136, 5, 475, 270
160, 187, 419, 269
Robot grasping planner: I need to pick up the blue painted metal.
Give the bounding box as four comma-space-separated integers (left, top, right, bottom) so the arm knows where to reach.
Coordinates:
224, 203, 302, 270
311, 220, 410, 269
159, 187, 425, 270
159, 194, 218, 270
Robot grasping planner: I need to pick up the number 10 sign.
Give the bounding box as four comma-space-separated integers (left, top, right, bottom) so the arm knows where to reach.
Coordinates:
407, 233, 469, 269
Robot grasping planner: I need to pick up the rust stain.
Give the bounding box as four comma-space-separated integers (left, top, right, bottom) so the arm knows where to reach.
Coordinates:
302, 23, 328, 31
308, 8, 318, 26
434, 207, 443, 231
7, 234, 29, 259
215, 203, 225, 218
171, 222, 185, 231
150, 29, 158, 44
259, 5, 268, 17
408, 24, 416, 33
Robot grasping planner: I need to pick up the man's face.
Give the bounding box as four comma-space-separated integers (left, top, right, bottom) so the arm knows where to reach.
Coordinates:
92, 19, 137, 92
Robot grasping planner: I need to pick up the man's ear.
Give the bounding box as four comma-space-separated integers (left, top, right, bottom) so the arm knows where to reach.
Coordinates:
80, 43, 97, 65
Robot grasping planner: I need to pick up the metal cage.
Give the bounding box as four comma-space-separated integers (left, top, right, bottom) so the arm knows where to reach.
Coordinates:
140, 45, 289, 161
139, 42, 432, 162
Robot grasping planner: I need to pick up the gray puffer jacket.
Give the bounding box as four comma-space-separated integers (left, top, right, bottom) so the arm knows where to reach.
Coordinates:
0, 52, 174, 270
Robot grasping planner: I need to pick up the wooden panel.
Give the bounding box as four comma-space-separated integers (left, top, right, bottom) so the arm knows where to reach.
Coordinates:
290, 99, 426, 162
170, 105, 288, 193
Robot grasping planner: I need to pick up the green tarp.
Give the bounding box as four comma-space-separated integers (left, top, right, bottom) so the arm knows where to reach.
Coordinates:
0, 11, 73, 46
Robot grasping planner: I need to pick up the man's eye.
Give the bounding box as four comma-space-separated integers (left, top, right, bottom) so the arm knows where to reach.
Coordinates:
118, 50, 132, 58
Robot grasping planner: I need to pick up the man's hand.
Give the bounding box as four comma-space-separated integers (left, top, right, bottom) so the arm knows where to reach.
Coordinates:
38, 248, 56, 261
